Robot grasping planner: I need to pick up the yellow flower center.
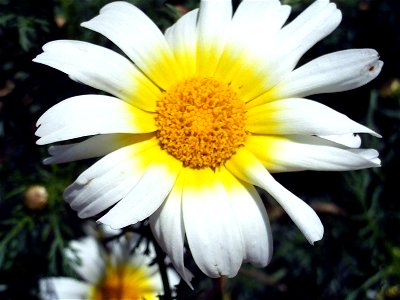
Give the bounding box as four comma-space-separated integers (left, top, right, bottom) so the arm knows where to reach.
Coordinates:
89, 263, 157, 300
156, 77, 247, 169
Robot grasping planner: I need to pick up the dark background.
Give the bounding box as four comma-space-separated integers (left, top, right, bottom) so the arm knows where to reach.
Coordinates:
0, 0, 399, 299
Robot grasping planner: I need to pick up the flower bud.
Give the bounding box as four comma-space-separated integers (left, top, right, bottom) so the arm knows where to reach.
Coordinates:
24, 185, 48, 210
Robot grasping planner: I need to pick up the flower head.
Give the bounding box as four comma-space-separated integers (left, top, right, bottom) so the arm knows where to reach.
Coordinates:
39, 234, 179, 299
34, 0, 382, 283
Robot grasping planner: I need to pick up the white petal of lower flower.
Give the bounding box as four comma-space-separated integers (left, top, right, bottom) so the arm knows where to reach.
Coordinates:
165, 9, 199, 78
81, 1, 180, 89
64, 139, 157, 218
33, 40, 161, 111
149, 172, 194, 287
36, 95, 156, 145
44, 133, 152, 164
264, 49, 383, 101
39, 278, 91, 300
196, 0, 232, 76
246, 98, 380, 137
98, 150, 182, 228
226, 148, 324, 244
117, 237, 156, 273
217, 167, 272, 267
65, 237, 103, 284
246, 135, 381, 173
182, 168, 244, 278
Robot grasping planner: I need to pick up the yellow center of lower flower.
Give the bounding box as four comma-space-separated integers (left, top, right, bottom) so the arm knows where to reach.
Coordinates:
89, 263, 157, 300
156, 77, 247, 169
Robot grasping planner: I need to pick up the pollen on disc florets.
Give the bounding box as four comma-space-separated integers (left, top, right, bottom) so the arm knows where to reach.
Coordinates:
155, 77, 247, 169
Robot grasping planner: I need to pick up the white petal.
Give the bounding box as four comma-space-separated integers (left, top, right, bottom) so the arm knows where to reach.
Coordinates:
36, 95, 156, 145
65, 237, 103, 284
44, 133, 152, 164
349, 148, 381, 166
98, 151, 182, 228
217, 167, 272, 267
241, 0, 341, 103
318, 133, 362, 148
165, 9, 199, 78
225, 148, 324, 244
196, 0, 232, 76
213, 0, 290, 87
149, 172, 194, 287
39, 278, 90, 300
33, 40, 161, 111
274, 0, 341, 69
269, 49, 383, 100
246, 98, 380, 137
113, 236, 157, 273
231, 0, 289, 43
246, 135, 381, 173
64, 139, 157, 218
182, 168, 244, 278
81, 1, 180, 89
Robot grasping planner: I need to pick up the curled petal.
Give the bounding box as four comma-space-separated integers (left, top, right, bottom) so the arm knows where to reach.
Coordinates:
98, 150, 182, 228
318, 133, 362, 148
44, 133, 153, 164
64, 139, 157, 218
226, 148, 324, 244
246, 98, 380, 137
246, 135, 380, 173
261, 49, 383, 102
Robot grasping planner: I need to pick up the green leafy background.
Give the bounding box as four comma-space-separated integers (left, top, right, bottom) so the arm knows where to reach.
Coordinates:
0, 0, 399, 299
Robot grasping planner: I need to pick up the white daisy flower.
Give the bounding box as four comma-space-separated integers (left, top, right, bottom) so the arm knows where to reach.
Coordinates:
34, 0, 383, 283
39, 235, 179, 299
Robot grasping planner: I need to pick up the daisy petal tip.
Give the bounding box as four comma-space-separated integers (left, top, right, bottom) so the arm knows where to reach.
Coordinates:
97, 215, 130, 230
96, 216, 117, 229
36, 138, 46, 146
95, 218, 126, 232
77, 211, 89, 219
80, 21, 89, 28
366, 60, 384, 81
372, 131, 383, 139
181, 271, 194, 290
63, 187, 76, 205
42, 158, 52, 165
308, 227, 324, 245
375, 159, 382, 167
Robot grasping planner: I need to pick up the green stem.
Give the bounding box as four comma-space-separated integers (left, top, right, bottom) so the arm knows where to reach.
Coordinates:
0, 217, 30, 249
